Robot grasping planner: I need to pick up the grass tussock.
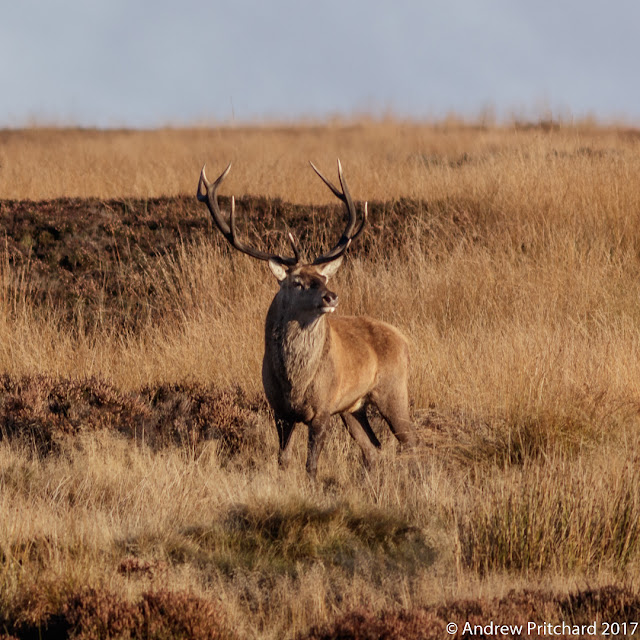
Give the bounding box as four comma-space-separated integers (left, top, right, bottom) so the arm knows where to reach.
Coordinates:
172, 499, 433, 577
457, 456, 640, 575
2, 121, 640, 637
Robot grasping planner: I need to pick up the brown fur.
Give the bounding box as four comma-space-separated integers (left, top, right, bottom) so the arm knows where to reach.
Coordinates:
262, 262, 416, 479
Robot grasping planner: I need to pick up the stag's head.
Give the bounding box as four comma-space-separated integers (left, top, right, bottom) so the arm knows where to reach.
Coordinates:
197, 160, 367, 320
267, 259, 343, 320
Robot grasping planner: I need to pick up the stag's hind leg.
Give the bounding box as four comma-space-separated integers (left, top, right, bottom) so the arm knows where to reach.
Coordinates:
341, 407, 381, 469
371, 383, 417, 448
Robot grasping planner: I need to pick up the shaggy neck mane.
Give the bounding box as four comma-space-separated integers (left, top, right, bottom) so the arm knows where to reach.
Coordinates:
265, 297, 329, 397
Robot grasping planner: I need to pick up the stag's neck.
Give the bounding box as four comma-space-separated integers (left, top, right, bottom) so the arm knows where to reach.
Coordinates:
265, 301, 329, 397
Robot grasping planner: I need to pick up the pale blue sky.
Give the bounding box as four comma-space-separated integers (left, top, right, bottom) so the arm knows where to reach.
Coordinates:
1, 0, 638, 127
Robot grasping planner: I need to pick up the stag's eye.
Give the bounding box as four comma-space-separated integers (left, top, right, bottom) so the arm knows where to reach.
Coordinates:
292, 280, 304, 289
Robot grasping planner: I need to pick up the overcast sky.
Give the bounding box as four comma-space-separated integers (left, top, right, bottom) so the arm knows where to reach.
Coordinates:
1, 0, 639, 128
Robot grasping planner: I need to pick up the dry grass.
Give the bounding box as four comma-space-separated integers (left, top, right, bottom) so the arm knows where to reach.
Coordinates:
1, 120, 640, 638
1, 119, 638, 202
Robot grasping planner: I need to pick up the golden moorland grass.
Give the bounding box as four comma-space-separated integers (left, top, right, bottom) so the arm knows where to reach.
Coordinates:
0, 119, 637, 201
1, 120, 640, 638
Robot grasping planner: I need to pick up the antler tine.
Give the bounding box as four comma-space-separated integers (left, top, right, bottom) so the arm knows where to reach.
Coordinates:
335, 159, 359, 239
309, 161, 343, 200
310, 159, 366, 265
350, 201, 368, 242
198, 163, 233, 235
197, 163, 299, 266
288, 232, 302, 263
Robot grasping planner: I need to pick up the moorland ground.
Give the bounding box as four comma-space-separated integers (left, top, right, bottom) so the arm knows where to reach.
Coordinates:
1, 120, 640, 638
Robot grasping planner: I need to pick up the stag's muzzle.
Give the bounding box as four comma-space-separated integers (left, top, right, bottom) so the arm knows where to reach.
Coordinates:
321, 291, 338, 313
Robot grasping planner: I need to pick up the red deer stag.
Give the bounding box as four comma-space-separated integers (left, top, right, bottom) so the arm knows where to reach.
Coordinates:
197, 160, 416, 479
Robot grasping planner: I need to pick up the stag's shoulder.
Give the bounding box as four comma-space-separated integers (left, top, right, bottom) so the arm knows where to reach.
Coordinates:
330, 314, 407, 336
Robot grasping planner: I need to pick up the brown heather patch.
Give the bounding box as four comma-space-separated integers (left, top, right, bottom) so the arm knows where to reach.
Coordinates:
0, 195, 411, 330
0, 374, 266, 457
3, 587, 235, 640
4, 583, 640, 640
0, 195, 217, 331
301, 585, 640, 640
137, 382, 269, 457
299, 607, 446, 640
0, 374, 145, 454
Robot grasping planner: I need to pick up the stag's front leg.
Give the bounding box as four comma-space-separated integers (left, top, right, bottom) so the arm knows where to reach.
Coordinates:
275, 416, 296, 468
306, 414, 331, 480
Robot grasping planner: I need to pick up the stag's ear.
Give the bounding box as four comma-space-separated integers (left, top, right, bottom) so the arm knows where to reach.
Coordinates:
268, 259, 288, 282
316, 255, 343, 280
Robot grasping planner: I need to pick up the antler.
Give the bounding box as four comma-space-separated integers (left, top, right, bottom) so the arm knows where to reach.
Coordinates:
309, 159, 367, 265
197, 163, 300, 265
